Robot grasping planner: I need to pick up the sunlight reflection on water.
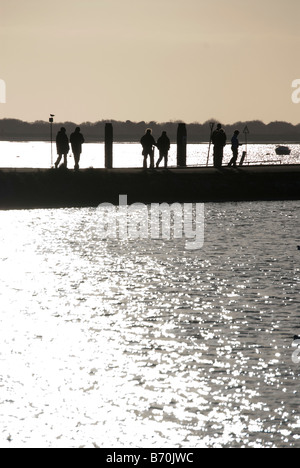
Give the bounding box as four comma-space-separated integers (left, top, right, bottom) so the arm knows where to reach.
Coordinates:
0, 142, 299, 168
0, 201, 299, 447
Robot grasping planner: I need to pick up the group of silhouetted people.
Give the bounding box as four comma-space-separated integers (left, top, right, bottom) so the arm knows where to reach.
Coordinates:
140, 129, 170, 169
55, 127, 85, 170
55, 124, 243, 170
56, 125, 171, 171
211, 123, 243, 168
140, 125, 243, 170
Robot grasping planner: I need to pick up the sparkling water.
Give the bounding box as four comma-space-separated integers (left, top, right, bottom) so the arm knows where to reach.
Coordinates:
0, 141, 299, 169
0, 200, 299, 448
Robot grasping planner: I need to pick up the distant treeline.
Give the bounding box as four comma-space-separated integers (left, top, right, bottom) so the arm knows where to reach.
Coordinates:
0, 118, 300, 143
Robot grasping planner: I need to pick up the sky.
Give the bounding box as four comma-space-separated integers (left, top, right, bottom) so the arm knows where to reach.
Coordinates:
1, 0, 300, 124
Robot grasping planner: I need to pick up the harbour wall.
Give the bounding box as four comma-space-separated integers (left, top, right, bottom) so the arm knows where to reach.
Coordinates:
0, 165, 299, 210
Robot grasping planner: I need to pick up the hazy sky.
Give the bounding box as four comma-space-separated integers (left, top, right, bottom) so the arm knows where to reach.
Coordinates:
1, 0, 300, 124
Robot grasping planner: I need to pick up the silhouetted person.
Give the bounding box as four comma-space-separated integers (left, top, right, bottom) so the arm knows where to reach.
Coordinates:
211, 123, 226, 168
55, 127, 69, 168
70, 127, 85, 171
156, 131, 170, 168
140, 128, 156, 169
228, 130, 242, 167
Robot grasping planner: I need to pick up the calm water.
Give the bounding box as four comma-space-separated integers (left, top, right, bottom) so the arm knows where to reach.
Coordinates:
0, 200, 299, 448
0, 141, 299, 168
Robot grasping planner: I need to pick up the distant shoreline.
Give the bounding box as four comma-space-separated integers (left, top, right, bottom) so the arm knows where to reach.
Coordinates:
1, 119, 300, 144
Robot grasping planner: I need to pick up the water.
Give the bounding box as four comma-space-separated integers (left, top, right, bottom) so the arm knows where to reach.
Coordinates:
0, 200, 299, 448
0, 141, 299, 168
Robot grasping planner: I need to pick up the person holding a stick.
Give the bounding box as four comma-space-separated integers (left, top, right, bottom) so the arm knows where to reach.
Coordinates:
211, 123, 227, 168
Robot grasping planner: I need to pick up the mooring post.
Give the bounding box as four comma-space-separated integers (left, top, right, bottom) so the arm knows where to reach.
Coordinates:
105, 123, 113, 169
177, 123, 187, 167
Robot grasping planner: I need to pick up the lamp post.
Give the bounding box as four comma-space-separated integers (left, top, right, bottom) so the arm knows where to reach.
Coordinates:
49, 114, 55, 167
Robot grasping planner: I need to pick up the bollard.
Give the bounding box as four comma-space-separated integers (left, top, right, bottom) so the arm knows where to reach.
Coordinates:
105, 123, 113, 169
177, 123, 187, 167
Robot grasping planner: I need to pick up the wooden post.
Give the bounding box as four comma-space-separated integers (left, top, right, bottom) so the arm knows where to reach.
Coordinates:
177, 123, 187, 167
105, 123, 113, 169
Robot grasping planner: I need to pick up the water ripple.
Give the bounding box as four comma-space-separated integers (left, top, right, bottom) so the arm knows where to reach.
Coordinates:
0, 201, 299, 447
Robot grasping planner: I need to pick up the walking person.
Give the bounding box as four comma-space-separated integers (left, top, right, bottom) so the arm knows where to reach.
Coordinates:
70, 127, 85, 171
228, 130, 241, 167
211, 123, 227, 168
140, 128, 156, 169
156, 131, 170, 168
55, 127, 69, 168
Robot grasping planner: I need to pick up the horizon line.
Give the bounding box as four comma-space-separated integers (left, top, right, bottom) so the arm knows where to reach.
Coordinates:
1, 118, 300, 126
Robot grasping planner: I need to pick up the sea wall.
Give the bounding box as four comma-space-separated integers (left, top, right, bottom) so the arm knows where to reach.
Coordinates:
0, 166, 299, 209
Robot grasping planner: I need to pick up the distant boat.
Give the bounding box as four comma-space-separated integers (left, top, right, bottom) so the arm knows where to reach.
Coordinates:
275, 145, 291, 155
